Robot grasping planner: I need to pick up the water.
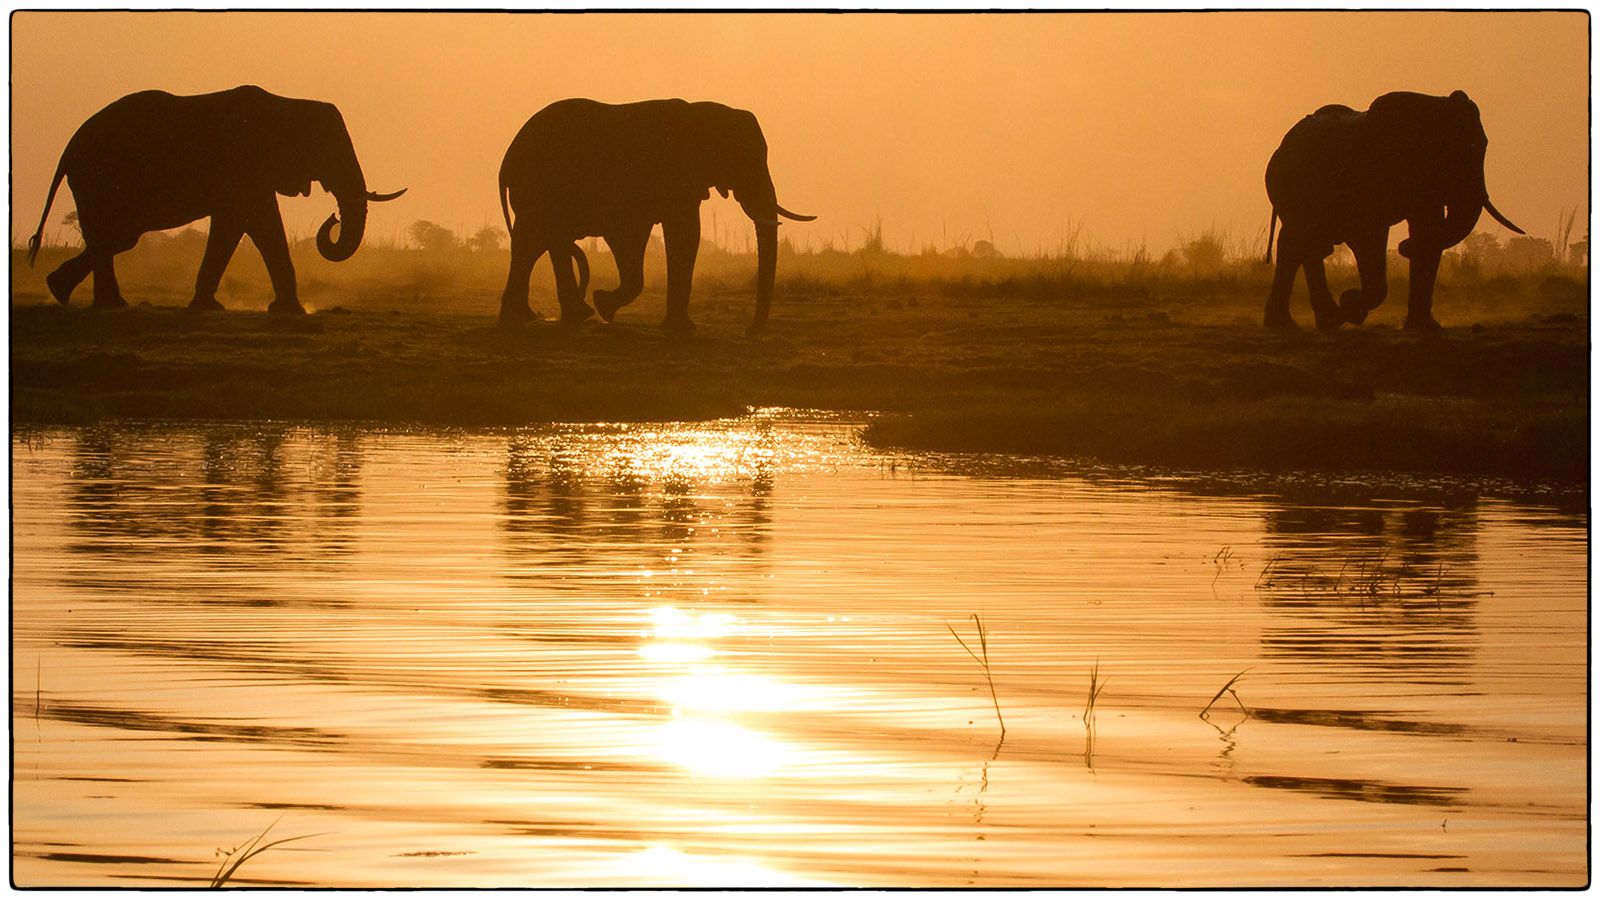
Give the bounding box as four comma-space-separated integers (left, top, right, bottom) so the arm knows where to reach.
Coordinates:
10, 414, 1588, 888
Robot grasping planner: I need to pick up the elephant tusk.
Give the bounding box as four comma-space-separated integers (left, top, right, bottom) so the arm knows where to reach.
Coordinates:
1483, 197, 1525, 235
367, 188, 407, 202
776, 203, 816, 222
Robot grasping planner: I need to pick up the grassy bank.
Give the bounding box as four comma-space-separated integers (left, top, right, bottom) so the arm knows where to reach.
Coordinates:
11, 234, 1588, 483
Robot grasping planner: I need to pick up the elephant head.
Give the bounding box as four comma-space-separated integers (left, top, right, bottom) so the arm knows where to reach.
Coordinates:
694, 103, 815, 333
1371, 90, 1523, 257
269, 98, 405, 263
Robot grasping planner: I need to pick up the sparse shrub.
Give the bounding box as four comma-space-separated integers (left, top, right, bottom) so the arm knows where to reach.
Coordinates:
408, 220, 460, 254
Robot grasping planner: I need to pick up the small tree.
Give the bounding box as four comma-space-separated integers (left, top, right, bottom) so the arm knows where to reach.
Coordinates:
409, 220, 460, 254
466, 226, 506, 254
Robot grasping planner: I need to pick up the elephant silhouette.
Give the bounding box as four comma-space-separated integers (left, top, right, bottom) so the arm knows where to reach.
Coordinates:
497, 98, 815, 334
25, 85, 405, 314
1263, 91, 1524, 331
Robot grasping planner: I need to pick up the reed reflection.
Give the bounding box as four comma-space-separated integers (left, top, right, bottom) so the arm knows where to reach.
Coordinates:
1255, 500, 1482, 680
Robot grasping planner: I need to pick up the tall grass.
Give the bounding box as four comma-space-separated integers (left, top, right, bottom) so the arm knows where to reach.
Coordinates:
1200, 669, 1250, 719
947, 613, 1005, 740
209, 819, 323, 888
14, 219, 1584, 315
1084, 659, 1106, 725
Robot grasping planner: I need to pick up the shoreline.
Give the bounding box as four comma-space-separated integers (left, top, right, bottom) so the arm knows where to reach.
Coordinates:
11, 297, 1588, 487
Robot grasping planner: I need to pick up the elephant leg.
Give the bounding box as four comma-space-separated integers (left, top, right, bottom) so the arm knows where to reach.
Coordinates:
661, 209, 700, 331
595, 225, 650, 323
89, 253, 129, 309
1405, 247, 1445, 331
1339, 227, 1389, 325
189, 216, 246, 313
244, 201, 304, 315
499, 221, 544, 322
1302, 251, 1343, 331
1264, 250, 1301, 330
88, 231, 138, 310
551, 243, 594, 325
1402, 212, 1446, 330
45, 251, 95, 305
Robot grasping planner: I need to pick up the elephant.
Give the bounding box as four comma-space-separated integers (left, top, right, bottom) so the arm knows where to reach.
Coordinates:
1263, 90, 1524, 331
497, 98, 815, 333
24, 85, 404, 314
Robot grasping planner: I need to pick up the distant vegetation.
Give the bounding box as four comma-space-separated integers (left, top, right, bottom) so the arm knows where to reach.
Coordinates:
12, 217, 1587, 317
11, 213, 1587, 484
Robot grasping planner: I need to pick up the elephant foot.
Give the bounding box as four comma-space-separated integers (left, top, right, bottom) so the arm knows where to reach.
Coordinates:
497, 302, 541, 325
1404, 314, 1443, 332
1313, 309, 1345, 331
45, 269, 76, 305
1263, 313, 1300, 331
559, 302, 596, 325
268, 298, 307, 316
594, 292, 628, 323
1338, 291, 1369, 326
90, 295, 129, 310
661, 315, 696, 333
187, 296, 226, 313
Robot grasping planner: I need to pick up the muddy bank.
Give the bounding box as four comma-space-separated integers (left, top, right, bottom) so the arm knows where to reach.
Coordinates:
10, 292, 1588, 482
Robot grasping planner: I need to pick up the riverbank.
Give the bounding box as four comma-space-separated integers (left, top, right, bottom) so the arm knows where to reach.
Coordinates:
10, 288, 1588, 482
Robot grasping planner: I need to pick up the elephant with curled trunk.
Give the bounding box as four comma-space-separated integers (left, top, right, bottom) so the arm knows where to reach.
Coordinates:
25, 85, 404, 314
1263, 90, 1523, 331
498, 98, 815, 333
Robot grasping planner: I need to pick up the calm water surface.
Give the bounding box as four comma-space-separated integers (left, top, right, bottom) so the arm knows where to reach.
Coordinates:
10, 414, 1588, 887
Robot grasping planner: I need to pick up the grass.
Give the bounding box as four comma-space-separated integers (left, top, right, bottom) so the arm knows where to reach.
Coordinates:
10, 231, 1587, 483
947, 613, 1005, 740
209, 819, 323, 888
1084, 659, 1106, 725
1200, 669, 1250, 719
1255, 544, 1482, 602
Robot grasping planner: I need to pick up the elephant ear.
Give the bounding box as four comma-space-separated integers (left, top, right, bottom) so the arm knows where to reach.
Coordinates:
214, 86, 300, 195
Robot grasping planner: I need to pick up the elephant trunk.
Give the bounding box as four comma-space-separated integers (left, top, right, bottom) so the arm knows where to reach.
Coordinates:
317, 189, 368, 263
750, 219, 778, 335
737, 177, 784, 334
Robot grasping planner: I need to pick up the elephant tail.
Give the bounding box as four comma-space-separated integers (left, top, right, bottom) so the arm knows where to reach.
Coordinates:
1264, 208, 1278, 266
26, 158, 68, 267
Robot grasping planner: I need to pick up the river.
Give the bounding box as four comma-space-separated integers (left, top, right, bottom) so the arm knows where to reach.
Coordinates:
10, 413, 1587, 887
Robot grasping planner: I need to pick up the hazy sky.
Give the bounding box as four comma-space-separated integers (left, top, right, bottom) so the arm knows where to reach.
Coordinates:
10, 11, 1590, 256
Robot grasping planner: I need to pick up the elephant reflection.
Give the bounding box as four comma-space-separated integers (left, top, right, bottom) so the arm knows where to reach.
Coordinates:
66, 426, 362, 580
25, 86, 404, 313
499, 437, 772, 592
497, 98, 814, 332
1264, 90, 1523, 330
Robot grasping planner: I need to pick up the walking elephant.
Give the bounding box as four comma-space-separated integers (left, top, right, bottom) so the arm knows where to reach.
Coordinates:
1263, 90, 1523, 331
25, 85, 404, 314
497, 98, 815, 333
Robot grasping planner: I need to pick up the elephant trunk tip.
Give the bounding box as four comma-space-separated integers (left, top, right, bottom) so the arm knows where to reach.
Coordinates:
316, 213, 360, 262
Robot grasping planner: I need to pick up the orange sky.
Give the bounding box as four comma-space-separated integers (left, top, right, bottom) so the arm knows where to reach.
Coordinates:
9, 11, 1590, 256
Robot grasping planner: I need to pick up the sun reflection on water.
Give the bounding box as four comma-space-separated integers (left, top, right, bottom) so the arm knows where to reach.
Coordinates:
656, 669, 815, 714
651, 716, 795, 778
639, 606, 807, 779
